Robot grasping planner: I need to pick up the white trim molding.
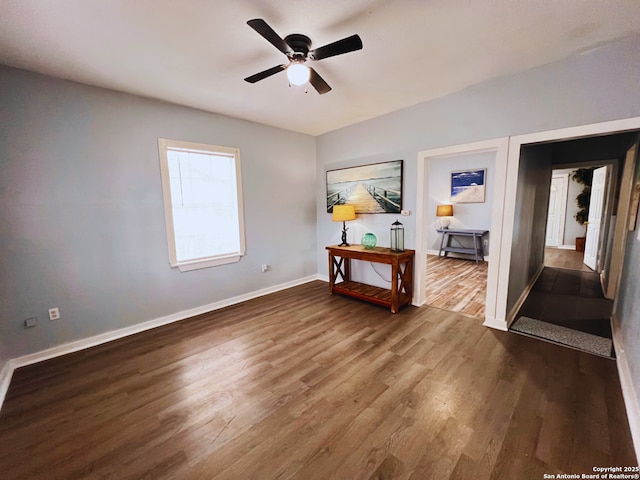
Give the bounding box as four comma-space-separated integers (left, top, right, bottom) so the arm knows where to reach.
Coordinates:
505, 263, 545, 328
416, 137, 509, 330
0, 274, 319, 412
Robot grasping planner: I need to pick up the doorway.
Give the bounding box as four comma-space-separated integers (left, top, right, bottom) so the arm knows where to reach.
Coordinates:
509, 132, 639, 357
545, 173, 569, 248
415, 116, 640, 334
424, 150, 496, 318
415, 138, 509, 325
544, 163, 613, 272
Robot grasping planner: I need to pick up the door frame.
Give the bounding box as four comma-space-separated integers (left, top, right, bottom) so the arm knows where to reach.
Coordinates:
498, 117, 640, 328
415, 137, 509, 330
551, 159, 619, 259
546, 173, 569, 248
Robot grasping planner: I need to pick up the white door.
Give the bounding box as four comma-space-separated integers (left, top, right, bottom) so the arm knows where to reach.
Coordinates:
583, 166, 608, 270
545, 175, 568, 247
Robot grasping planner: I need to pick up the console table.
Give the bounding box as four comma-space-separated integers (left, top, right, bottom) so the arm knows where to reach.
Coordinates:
436, 229, 488, 263
326, 245, 414, 313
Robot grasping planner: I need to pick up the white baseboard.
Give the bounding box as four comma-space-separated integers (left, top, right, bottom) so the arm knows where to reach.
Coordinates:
558, 244, 576, 250
505, 263, 545, 328
611, 315, 640, 464
0, 360, 15, 409
482, 316, 508, 331
0, 274, 319, 412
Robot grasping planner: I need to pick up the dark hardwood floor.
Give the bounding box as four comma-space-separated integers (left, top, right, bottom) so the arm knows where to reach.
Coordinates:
516, 267, 613, 338
0, 281, 635, 479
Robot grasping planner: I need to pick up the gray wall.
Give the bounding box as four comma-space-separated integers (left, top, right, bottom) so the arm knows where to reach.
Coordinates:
316, 34, 640, 279
315, 34, 640, 411
506, 144, 553, 313
0, 66, 317, 363
427, 152, 495, 252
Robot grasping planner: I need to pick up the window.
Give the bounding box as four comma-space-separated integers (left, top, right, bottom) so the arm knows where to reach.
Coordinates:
158, 138, 246, 271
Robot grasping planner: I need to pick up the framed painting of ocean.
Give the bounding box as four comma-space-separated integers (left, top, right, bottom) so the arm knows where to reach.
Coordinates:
326, 160, 403, 214
451, 169, 486, 203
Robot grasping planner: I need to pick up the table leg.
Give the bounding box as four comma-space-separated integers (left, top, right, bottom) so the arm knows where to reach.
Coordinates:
473, 234, 479, 263
391, 260, 399, 313
438, 231, 447, 257
328, 253, 335, 293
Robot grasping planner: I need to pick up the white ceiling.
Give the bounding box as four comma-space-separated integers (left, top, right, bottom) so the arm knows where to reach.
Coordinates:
1, 1, 640, 136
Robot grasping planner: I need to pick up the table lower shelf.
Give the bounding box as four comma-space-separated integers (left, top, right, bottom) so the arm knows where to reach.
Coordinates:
331, 280, 411, 310
441, 246, 483, 257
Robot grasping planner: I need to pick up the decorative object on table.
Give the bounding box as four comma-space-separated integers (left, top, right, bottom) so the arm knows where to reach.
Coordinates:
361, 232, 377, 249
326, 160, 403, 214
451, 169, 486, 203
436, 204, 454, 229
390, 220, 405, 252
332, 204, 356, 246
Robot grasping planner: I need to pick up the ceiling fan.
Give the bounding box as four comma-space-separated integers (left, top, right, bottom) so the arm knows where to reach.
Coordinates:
244, 18, 363, 94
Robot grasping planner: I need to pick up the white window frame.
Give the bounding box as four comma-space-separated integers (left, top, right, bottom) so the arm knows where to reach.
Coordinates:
158, 138, 246, 272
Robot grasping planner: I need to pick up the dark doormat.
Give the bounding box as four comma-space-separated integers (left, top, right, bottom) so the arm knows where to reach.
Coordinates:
510, 316, 614, 359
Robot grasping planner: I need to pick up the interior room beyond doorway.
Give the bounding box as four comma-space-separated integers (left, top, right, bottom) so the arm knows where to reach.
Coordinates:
425, 255, 487, 318
424, 150, 495, 320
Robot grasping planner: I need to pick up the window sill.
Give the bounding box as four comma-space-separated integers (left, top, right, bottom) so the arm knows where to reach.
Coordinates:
174, 253, 244, 272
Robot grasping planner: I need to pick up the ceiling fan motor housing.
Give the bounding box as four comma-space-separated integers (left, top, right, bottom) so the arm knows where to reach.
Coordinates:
284, 34, 312, 59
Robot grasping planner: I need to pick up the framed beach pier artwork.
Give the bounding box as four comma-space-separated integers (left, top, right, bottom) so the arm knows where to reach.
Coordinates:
451, 169, 486, 203
326, 160, 403, 214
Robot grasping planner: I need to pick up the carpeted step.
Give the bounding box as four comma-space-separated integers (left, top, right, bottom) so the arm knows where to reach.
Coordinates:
510, 316, 614, 359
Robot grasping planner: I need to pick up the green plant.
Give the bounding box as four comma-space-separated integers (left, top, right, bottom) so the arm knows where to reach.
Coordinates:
570, 168, 595, 226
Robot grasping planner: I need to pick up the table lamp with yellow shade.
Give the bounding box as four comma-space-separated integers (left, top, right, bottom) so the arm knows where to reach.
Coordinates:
436, 204, 454, 229
332, 204, 356, 246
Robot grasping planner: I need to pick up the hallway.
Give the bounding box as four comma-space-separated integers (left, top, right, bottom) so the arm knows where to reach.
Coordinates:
543, 247, 591, 272
510, 249, 614, 358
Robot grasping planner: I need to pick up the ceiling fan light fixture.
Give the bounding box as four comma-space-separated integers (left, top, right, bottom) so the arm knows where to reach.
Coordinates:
287, 63, 310, 86
245, 19, 362, 94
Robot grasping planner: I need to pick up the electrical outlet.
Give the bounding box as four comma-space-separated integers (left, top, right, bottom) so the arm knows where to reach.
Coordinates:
401, 210, 411, 216
25, 317, 38, 328
261, 264, 269, 272
48, 307, 60, 321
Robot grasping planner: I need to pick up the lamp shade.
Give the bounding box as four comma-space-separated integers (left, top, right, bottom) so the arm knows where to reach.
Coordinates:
436, 204, 454, 217
332, 204, 356, 222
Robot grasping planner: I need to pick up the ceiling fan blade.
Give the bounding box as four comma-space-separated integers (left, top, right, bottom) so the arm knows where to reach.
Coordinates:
310, 34, 362, 61
308, 67, 332, 94
244, 64, 287, 83
247, 19, 292, 56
